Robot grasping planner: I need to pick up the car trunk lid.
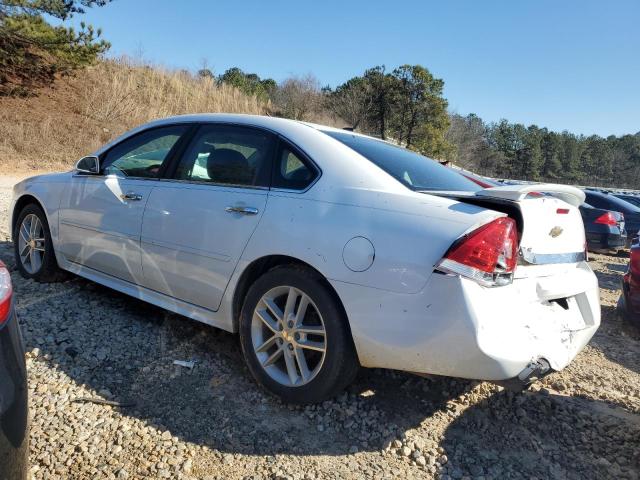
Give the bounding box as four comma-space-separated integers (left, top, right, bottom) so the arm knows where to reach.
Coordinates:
430, 183, 587, 266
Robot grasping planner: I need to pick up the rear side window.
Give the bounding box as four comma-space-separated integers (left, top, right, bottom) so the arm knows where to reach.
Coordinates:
323, 131, 480, 192
586, 192, 640, 214
174, 124, 275, 187
102, 125, 188, 178
271, 144, 317, 190
617, 195, 640, 208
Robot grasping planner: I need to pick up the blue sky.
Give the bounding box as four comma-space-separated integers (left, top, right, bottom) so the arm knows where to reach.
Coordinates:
62, 0, 639, 136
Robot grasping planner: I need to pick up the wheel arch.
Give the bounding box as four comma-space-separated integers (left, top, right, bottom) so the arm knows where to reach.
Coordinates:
231, 255, 356, 347
11, 194, 46, 235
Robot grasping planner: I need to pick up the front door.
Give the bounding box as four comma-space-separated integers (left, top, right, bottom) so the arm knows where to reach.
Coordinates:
140, 124, 275, 311
58, 124, 190, 283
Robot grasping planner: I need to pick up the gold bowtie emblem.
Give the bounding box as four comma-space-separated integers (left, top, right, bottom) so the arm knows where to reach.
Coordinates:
549, 226, 563, 238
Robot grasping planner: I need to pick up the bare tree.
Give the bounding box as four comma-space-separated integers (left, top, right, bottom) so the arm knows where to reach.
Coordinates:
327, 77, 374, 130
272, 74, 321, 120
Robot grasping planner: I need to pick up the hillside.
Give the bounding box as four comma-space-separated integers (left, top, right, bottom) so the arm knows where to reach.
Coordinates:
0, 59, 267, 173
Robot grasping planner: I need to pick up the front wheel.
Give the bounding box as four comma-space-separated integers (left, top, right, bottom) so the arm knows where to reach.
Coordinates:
13, 204, 66, 282
239, 265, 359, 404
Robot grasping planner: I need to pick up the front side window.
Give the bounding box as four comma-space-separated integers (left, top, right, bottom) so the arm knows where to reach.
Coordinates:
271, 145, 317, 190
323, 130, 480, 192
174, 125, 275, 187
102, 125, 188, 178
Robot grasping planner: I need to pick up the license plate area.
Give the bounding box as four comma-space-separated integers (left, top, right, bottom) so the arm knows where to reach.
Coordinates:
545, 295, 587, 331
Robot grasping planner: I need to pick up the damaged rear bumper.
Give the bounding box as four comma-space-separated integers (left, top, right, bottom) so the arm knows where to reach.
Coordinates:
331, 261, 600, 381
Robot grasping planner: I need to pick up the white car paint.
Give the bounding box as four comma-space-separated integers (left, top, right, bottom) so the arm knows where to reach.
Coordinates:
10, 114, 600, 382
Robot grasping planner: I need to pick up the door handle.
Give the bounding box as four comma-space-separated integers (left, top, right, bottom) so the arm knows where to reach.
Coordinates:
120, 192, 143, 201
225, 206, 259, 215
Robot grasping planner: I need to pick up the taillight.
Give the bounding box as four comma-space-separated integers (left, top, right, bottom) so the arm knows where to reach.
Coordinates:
594, 212, 617, 226
0, 261, 12, 325
436, 217, 519, 287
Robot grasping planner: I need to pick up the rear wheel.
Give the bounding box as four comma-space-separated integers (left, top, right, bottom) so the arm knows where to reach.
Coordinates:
13, 204, 66, 282
239, 265, 359, 403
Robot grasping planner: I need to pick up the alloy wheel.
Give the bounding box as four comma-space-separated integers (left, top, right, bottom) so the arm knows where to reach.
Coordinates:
251, 286, 327, 387
18, 213, 45, 274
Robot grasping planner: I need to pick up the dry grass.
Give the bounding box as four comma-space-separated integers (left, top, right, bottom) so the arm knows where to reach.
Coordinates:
0, 58, 267, 173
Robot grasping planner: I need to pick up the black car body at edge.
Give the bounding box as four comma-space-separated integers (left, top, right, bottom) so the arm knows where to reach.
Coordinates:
0, 261, 28, 480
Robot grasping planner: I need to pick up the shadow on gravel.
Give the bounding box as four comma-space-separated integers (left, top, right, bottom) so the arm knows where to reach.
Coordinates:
438, 389, 640, 480
0, 240, 476, 457
594, 269, 622, 290
590, 304, 640, 376
606, 263, 628, 274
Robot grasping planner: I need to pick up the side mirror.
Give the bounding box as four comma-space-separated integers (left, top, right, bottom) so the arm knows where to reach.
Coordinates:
75, 156, 100, 174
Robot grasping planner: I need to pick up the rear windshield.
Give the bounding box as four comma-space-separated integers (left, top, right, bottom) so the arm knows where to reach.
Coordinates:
323, 131, 481, 192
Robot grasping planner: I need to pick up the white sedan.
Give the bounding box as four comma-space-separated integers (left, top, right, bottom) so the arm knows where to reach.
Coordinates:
10, 114, 600, 403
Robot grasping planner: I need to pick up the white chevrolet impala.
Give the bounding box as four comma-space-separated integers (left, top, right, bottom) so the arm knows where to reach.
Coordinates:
11, 114, 600, 403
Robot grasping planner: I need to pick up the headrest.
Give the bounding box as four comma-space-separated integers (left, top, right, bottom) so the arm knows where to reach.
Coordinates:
206, 148, 251, 184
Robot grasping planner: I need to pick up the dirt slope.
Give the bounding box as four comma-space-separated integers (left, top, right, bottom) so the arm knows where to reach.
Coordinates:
0, 60, 267, 174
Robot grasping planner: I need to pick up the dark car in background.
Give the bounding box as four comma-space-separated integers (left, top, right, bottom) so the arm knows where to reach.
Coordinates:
584, 190, 640, 244
614, 193, 640, 209
0, 261, 28, 480
579, 204, 626, 253
620, 242, 640, 325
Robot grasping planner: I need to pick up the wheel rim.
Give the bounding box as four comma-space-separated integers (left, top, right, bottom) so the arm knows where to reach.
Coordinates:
251, 286, 327, 387
18, 214, 45, 274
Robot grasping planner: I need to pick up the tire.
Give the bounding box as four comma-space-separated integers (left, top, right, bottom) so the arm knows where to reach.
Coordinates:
239, 265, 359, 404
13, 203, 66, 282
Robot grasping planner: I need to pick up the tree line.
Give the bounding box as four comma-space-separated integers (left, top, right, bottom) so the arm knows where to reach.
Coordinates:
447, 114, 640, 188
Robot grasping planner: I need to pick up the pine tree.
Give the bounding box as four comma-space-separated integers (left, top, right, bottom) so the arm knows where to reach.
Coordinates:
0, 0, 111, 95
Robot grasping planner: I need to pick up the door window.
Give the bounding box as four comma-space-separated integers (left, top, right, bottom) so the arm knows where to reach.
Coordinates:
174, 125, 275, 187
102, 125, 188, 178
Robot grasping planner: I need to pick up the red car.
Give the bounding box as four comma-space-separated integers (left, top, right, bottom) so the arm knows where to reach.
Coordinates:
621, 242, 640, 325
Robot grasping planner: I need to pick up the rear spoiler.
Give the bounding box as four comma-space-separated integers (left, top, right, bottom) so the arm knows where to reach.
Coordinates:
476, 184, 585, 207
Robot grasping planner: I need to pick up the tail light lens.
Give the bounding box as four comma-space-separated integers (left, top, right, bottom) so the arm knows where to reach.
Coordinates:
594, 212, 617, 226
436, 217, 519, 287
0, 261, 12, 325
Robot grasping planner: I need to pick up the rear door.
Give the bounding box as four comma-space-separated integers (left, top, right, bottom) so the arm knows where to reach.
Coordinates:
58, 125, 190, 283
139, 123, 276, 311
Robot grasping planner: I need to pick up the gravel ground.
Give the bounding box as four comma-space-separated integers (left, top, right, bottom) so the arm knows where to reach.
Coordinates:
1, 176, 639, 480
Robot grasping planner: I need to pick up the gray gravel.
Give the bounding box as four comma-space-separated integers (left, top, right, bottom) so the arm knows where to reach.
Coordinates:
1, 176, 639, 479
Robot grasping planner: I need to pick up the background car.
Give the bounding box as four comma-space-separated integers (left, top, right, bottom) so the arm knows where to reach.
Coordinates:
0, 261, 28, 480
579, 204, 626, 253
584, 189, 640, 245
620, 243, 640, 325
614, 193, 640, 209
10, 114, 600, 403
